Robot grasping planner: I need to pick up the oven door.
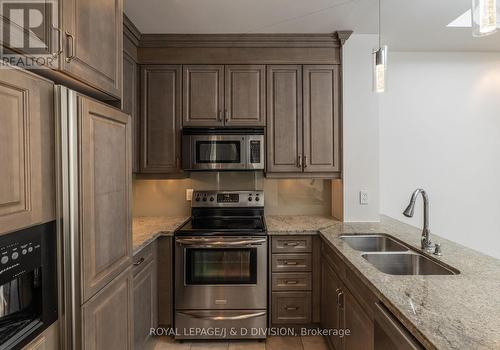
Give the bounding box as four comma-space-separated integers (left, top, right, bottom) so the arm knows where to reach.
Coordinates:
175, 237, 267, 310
186, 135, 247, 170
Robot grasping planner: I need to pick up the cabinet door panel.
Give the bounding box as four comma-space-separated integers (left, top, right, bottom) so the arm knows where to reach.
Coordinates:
0, 68, 54, 235
225, 65, 265, 126
82, 268, 133, 350
133, 259, 157, 349
140, 65, 182, 173
321, 257, 343, 350
303, 65, 340, 173
266, 65, 302, 173
80, 96, 132, 302
183, 65, 224, 127
61, 0, 123, 98
344, 289, 374, 350
122, 52, 139, 173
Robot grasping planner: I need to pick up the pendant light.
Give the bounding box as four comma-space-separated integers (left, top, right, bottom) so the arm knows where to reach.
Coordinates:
472, 0, 498, 37
373, 0, 387, 93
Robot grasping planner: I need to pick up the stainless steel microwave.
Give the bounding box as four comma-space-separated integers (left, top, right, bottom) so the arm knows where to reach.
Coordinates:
182, 128, 265, 171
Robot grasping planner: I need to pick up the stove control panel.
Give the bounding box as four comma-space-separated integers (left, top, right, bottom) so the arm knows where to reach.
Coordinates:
192, 191, 264, 207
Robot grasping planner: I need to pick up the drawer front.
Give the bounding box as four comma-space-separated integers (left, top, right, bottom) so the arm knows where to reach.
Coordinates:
272, 254, 312, 272
272, 273, 312, 291
272, 236, 312, 253
272, 292, 311, 324
133, 242, 154, 275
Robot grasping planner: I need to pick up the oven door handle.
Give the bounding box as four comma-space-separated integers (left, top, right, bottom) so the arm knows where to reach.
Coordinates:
176, 238, 266, 247
177, 311, 266, 321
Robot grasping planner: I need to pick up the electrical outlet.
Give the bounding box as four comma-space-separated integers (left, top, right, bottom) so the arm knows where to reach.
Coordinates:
360, 191, 369, 205
186, 189, 194, 201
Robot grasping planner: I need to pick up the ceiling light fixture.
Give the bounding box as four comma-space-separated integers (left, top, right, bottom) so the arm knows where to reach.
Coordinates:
471, 0, 498, 37
373, 0, 387, 93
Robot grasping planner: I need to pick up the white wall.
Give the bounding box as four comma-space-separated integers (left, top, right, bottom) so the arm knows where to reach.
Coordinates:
380, 52, 500, 259
342, 34, 380, 222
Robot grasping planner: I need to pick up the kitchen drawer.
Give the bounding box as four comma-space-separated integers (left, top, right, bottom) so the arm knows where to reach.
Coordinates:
272, 254, 312, 272
272, 236, 312, 253
272, 272, 312, 291
272, 292, 311, 324
133, 241, 155, 276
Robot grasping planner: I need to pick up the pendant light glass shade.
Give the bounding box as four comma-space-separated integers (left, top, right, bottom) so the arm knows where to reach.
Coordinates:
471, 0, 498, 37
373, 45, 388, 93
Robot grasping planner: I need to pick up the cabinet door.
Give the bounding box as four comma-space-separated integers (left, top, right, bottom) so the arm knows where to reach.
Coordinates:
183, 65, 224, 127
303, 65, 340, 173
82, 268, 133, 350
122, 52, 139, 173
61, 0, 123, 99
266, 65, 303, 173
133, 259, 157, 350
140, 65, 182, 173
157, 237, 173, 326
344, 289, 374, 350
321, 258, 343, 350
225, 65, 265, 126
79, 96, 132, 302
0, 67, 55, 235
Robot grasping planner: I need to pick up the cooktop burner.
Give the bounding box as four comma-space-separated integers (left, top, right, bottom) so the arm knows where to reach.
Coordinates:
175, 191, 266, 236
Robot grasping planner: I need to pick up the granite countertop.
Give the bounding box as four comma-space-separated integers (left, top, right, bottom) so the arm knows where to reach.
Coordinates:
270, 215, 500, 350
265, 215, 339, 234
132, 216, 188, 253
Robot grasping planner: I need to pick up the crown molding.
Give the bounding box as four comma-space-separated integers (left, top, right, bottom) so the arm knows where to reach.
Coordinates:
123, 14, 141, 46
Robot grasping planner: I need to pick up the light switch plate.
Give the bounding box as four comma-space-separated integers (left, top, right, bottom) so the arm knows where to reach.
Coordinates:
360, 191, 369, 205
186, 189, 193, 201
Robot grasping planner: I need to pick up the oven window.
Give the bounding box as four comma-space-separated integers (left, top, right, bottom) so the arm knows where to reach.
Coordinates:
185, 248, 257, 284
0, 269, 42, 346
196, 141, 241, 163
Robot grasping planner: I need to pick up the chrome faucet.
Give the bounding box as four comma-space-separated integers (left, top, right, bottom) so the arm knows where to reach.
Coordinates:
403, 189, 441, 255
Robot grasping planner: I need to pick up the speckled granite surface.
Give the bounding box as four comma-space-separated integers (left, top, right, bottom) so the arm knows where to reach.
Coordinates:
132, 216, 188, 254
265, 215, 339, 234
269, 215, 500, 350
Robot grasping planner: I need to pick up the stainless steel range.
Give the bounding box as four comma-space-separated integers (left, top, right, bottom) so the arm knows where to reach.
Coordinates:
175, 190, 267, 340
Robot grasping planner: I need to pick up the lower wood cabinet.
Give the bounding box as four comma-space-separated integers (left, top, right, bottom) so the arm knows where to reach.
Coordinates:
133, 241, 158, 350
82, 268, 133, 350
321, 260, 343, 350
0, 67, 55, 235
157, 237, 173, 327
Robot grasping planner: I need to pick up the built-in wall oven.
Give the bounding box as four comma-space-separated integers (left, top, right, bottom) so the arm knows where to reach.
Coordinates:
175, 191, 267, 339
0, 222, 57, 350
182, 128, 265, 171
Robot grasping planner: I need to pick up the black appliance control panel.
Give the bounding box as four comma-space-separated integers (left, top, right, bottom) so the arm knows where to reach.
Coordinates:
192, 190, 264, 208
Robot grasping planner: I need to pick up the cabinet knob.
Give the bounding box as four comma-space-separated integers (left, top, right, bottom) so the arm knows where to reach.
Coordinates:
65, 32, 75, 63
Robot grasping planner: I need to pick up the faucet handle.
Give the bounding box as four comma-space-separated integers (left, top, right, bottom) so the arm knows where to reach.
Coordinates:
433, 243, 442, 256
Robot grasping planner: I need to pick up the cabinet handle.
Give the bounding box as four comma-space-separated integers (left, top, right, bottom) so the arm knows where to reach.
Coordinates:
218, 110, 223, 122
285, 241, 299, 247
51, 26, 63, 58
65, 32, 75, 63
337, 290, 344, 309
283, 260, 298, 266
297, 155, 302, 168
303, 155, 308, 168
133, 257, 145, 266
284, 306, 299, 311
285, 280, 298, 285
225, 109, 229, 123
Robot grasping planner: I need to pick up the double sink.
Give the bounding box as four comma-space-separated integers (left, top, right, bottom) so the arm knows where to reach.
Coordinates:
340, 235, 459, 275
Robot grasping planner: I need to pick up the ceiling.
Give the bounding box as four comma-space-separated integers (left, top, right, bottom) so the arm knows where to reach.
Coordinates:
124, 0, 500, 51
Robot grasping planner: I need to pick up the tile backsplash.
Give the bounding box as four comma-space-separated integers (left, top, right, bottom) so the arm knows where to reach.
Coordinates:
133, 172, 331, 217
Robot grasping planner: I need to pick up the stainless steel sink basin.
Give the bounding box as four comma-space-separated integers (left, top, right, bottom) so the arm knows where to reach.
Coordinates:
361, 253, 458, 275
340, 234, 408, 252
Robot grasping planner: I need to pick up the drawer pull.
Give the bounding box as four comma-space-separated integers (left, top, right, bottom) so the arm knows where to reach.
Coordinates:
133, 257, 145, 266
283, 261, 298, 265
285, 280, 298, 285
284, 306, 299, 311
285, 242, 299, 247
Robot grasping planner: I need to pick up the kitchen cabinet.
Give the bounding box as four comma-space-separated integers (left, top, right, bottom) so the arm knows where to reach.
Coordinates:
183, 65, 224, 127
79, 95, 132, 302
133, 241, 158, 350
140, 65, 183, 174
0, 66, 55, 235
157, 237, 173, 326
122, 50, 139, 173
266, 65, 303, 173
225, 65, 266, 126
60, 0, 123, 99
343, 288, 374, 350
266, 65, 341, 177
182, 65, 266, 127
321, 261, 343, 350
82, 268, 133, 350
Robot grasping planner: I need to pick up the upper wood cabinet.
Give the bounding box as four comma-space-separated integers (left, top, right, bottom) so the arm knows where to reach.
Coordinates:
182, 65, 266, 127
61, 0, 123, 99
140, 65, 183, 174
79, 95, 132, 302
122, 52, 139, 173
183, 65, 224, 127
266, 65, 340, 178
225, 65, 266, 126
266, 65, 303, 173
303, 65, 340, 173
0, 67, 55, 236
